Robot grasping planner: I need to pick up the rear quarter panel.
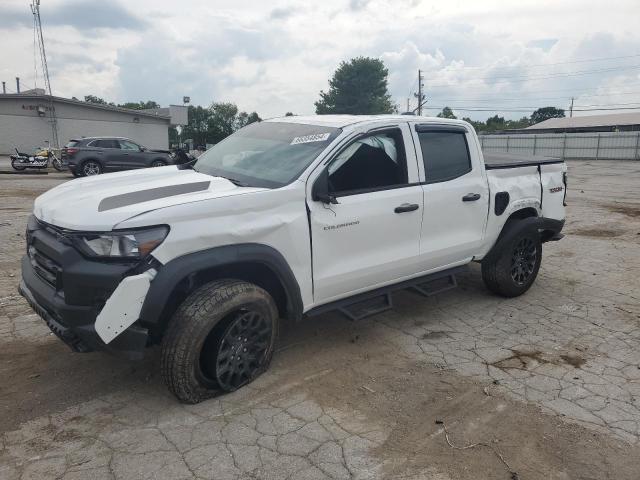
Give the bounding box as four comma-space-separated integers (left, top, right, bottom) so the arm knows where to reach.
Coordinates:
478, 166, 542, 258
540, 163, 567, 221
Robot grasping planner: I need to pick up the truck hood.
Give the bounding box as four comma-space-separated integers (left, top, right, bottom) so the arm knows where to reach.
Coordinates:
33, 166, 267, 231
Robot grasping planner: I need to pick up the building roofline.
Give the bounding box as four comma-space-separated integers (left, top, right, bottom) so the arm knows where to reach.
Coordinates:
0, 93, 171, 120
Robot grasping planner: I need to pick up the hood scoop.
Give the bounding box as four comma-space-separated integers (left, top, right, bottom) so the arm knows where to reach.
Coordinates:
98, 181, 211, 212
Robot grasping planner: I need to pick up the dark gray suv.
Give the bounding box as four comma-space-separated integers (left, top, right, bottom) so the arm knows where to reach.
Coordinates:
63, 137, 174, 177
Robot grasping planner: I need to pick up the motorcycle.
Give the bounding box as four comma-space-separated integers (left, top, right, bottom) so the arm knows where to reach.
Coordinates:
10, 145, 65, 172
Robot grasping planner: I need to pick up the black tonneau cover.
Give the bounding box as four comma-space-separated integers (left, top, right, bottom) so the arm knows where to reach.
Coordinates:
484, 152, 563, 170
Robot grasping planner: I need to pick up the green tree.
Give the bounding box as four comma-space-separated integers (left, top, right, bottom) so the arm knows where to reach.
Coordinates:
505, 116, 532, 130
84, 95, 113, 105
284, 112, 295, 116
531, 107, 565, 125
315, 57, 394, 114
462, 117, 486, 132
485, 115, 507, 132
180, 103, 262, 146
117, 100, 161, 110
436, 106, 457, 119
180, 105, 212, 146
236, 111, 262, 129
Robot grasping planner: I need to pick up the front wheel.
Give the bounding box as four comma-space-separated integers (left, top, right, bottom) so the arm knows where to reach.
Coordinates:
161, 280, 279, 403
481, 221, 542, 297
151, 159, 166, 167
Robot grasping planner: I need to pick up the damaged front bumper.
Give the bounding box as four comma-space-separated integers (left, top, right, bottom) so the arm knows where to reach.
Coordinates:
18, 215, 149, 360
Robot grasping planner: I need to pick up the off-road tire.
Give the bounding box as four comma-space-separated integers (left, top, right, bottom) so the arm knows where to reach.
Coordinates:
160, 279, 279, 404
481, 220, 542, 297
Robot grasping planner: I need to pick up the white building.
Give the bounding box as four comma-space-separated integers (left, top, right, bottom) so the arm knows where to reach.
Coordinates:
0, 93, 187, 154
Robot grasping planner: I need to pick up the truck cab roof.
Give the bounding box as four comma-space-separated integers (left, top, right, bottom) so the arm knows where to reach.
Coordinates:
265, 114, 470, 130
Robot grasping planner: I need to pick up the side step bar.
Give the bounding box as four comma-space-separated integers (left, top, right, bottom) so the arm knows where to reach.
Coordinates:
306, 265, 467, 321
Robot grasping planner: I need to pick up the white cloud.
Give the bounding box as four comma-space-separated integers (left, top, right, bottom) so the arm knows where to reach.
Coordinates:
2, 0, 639, 119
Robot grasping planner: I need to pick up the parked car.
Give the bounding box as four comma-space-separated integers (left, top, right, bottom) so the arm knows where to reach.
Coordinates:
20, 115, 567, 403
62, 137, 173, 176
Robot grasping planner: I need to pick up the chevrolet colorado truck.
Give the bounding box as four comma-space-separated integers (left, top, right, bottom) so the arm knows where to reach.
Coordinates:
19, 115, 567, 403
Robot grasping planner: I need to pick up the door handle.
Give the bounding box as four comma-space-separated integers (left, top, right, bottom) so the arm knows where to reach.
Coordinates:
394, 203, 419, 213
462, 193, 481, 202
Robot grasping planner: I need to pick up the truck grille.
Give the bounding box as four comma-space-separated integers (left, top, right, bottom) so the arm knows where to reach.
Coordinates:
28, 245, 62, 288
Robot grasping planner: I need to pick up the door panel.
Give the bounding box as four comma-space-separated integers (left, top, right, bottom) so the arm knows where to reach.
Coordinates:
308, 124, 423, 304
118, 140, 146, 168
411, 126, 489, 270
420, 173, 488, 268
309, 186, 424, 302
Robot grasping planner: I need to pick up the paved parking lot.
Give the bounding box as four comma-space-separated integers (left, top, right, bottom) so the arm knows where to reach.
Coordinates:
1, 160, 640, 479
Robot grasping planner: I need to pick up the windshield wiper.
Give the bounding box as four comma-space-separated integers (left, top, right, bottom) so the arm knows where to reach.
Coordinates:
220, 176, 251, 187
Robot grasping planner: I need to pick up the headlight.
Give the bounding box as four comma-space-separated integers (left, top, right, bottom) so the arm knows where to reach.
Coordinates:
72, 226, 169, 259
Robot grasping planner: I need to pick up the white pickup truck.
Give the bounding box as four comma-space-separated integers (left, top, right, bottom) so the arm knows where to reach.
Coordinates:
19, 115, 567, 403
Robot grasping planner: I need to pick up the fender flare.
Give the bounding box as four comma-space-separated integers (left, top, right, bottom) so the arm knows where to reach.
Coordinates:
139, 243, 303, 325
484, 217, 565, 262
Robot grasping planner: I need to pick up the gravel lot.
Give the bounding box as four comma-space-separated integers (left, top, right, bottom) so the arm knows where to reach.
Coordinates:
1, 158, 640, 479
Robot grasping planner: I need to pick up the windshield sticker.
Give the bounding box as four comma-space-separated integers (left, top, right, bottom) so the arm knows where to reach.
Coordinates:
290, 133, 331, 145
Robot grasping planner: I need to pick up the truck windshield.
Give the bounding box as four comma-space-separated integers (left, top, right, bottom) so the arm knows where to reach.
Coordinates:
193, 122, 341, 188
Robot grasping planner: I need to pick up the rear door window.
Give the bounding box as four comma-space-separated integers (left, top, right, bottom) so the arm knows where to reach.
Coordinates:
91, 139, 119, 149
417, 130, 472, 183
119, 140, 140, 150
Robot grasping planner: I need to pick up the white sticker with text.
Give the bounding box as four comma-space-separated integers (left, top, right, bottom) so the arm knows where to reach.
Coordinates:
290, 133, 331, 145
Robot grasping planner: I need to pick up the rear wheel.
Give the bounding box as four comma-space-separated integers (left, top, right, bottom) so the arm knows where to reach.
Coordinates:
81, 160, 102, 176
52, 157, 66, 172
151, 159, 166, 167
161, 280, 279, 403
11, 159, 26, 171
481, 221, 542, 297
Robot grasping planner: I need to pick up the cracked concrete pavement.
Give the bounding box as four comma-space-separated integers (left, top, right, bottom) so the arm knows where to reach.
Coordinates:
1, 159, 640, 479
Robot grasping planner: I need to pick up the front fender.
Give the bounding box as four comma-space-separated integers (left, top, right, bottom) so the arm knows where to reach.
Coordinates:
139, 243, 303, 327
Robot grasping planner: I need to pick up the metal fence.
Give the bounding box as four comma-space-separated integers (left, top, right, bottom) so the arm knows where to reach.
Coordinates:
478, 131, 640, 160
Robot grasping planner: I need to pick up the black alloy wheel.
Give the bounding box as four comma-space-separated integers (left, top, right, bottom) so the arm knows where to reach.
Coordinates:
510, 237, 537, 285
211, 309, 272, 391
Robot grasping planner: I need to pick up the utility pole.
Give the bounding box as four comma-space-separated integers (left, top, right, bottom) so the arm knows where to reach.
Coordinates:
406, 98, 410, 113
16, 77, 20, 93
413, 70, 426, 115
31, 0, 59, 149
569, 97, 574, 118
2, 81, 6, 94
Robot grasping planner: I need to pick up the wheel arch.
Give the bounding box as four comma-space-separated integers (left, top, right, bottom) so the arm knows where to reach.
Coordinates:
139, 243, 303, 341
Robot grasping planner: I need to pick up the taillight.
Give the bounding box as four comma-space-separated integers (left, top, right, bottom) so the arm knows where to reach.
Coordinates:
66, 148, 78, 156
562, 172, 568, 206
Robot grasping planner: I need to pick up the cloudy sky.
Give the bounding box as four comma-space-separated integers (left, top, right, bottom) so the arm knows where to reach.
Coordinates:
2, 0, 640, 120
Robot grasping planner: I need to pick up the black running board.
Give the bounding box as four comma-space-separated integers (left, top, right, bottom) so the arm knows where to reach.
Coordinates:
306, 265, 467, 321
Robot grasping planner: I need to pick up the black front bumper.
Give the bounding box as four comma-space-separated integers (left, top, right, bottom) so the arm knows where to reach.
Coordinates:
19, 216, 148, 360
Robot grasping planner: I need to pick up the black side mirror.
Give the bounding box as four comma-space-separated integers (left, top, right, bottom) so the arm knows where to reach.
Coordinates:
312, 169, 339, 204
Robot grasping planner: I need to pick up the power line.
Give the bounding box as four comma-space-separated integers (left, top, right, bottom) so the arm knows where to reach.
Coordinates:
436, 53, 640, 70
427, 90, 640, 103
422, 64, 640, 89
424, 105, 640, 113
425, 101, 640, 110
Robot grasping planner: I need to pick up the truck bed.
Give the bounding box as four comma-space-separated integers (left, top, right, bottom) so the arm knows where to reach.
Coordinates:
484, 152, 563, 170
